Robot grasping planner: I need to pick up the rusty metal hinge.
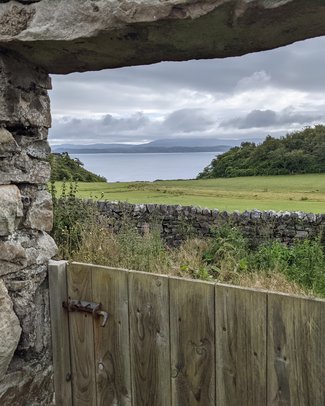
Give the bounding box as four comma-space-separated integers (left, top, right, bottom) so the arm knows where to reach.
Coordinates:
63, 299, 109, 327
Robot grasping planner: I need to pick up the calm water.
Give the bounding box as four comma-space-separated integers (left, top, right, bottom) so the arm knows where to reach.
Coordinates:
71, 152, 218, 182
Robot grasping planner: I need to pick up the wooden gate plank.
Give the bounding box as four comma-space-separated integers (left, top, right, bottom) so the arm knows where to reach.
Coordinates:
215, 284, 267, 406
267, 293, 325, 406
92, 266, 132, 406
48, 260, 72, 406
67, 263, 97, 406
128, 271, 171, 406
170, 278, 215, 406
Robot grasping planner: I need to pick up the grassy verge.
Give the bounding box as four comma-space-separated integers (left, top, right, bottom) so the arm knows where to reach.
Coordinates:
54, 173, 325, 212
51, 188, 325, 298
67, 223, 325, 298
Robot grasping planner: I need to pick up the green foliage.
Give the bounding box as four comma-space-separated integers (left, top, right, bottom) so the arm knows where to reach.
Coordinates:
66, 218, 171, 274
202, 226, 248, 275
49, 152, 106, 182
49, 180, 99, 258
250, 240, 325, 296
199, 228, 325, 297
52, 191, 325, 297
198, 125, 325, 178
114, 226, 168, 272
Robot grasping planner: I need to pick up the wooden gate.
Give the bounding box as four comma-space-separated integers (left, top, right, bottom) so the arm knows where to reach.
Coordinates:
49, 261, 325, 406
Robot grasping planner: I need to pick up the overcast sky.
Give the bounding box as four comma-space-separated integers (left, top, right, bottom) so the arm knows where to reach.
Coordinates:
49, 36, 325, 146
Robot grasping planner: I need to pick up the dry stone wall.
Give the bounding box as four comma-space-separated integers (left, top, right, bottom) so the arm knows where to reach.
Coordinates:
0, 50, 56, 405
96, 201, 325, 247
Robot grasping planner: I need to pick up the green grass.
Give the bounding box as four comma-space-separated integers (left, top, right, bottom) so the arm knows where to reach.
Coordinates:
54, 173, 325, 213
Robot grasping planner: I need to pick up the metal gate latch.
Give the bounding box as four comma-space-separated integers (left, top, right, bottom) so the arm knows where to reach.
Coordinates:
63, 300, 109, 327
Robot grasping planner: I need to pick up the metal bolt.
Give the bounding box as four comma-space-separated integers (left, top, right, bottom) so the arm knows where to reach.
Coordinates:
98, 362, 104, 371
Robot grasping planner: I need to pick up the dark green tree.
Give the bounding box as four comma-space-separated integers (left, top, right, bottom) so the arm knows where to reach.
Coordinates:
198, 125, 325, 179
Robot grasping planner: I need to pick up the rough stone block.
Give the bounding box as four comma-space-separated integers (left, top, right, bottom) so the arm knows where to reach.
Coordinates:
3, 265, 52, 363
0, 364, 53, 406
0, 185, 23, 236
0, 240, 27, 276
295, 230, 309, 238
0, 231, 57, 277
25, 232, 57, 266
0, 153, 51, 184
11, 126, 48, 143
0, 52, 51, 128
25, 190, 53, 232
0, 280, 21, 381
0, 127, 20, 155
25, 140, 50, 160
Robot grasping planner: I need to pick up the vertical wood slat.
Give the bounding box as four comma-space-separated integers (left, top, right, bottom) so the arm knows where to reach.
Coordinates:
170, 278, 215, 406
57, 261, 325, 406
128, 271, 171, 406
215, 284, 267, 406
267, 293, 325, 406
92, 266, 132, 406
67, 263, 97, 406
48, 260, 73, 406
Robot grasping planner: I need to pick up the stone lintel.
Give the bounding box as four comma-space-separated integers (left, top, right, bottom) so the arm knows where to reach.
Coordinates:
0, 1, 325, 73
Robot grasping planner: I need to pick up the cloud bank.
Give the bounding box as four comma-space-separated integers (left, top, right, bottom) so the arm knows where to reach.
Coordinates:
49, 36, 325, 145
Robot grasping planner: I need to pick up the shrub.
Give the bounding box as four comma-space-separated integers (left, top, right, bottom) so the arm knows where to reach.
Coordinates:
51, 194, 324, 298
251, 239, 325, 296
50, 152, 106, 182
202, 226, 248, 279
49, 180, 99, 259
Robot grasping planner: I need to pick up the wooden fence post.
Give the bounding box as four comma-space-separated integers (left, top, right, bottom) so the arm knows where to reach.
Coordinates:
49, 260, 73, 406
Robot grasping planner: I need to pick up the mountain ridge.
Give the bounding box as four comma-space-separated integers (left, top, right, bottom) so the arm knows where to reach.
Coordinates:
52, 137, 263, 154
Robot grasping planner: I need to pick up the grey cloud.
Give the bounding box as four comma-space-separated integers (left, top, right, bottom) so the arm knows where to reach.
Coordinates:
50, 113, 150, 144
51, 36, 325, 102
221, 109, 323, 129
49, 36, 325, 145
163, 109, 215, 133
101, 113, 149, 131
49, 108, 217, 144
50, 105, 325, 146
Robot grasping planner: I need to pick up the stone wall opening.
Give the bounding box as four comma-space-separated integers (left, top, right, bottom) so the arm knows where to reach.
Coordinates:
2, 0, 325, 404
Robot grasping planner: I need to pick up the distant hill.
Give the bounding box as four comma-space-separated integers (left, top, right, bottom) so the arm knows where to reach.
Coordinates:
50, 153, 106, 182
52, 137, 252, 154
198, 126, 325, 179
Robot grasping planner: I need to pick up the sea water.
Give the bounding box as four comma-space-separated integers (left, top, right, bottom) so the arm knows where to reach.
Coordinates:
70, 152, 218, 182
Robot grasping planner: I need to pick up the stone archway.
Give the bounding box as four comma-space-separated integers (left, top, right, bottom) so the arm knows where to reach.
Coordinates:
1, 0, 325, 404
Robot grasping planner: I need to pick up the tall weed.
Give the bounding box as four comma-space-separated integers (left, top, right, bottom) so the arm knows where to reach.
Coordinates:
74, 219, 170, 274
251, 239, 325, 296
49, 180, 98, 258
51, 192, 324, 298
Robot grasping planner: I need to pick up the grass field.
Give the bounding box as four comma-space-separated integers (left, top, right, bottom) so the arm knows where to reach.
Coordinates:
55, 173, 325, 213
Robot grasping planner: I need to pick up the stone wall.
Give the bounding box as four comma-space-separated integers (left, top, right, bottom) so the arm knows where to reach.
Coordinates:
0, 50, 56, 405
96, 201, 325, 247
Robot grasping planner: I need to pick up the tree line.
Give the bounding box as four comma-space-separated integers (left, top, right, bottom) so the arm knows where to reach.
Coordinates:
49, 152, 106, 182
198, 125, 325, 179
